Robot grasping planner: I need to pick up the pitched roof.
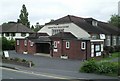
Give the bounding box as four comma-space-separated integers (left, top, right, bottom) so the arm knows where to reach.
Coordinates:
50, 32, 77, 39
27, 33, 51, 43
1, 22, 34, 33
45, 15, 119, 35
30, 37, 51, 43
27, 33, 49, 39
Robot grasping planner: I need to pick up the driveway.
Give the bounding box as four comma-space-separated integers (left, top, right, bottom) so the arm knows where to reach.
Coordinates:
8, 50, 83, 72
5, 50, 117, 79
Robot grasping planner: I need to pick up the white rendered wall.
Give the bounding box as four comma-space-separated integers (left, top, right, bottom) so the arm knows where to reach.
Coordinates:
38, 23, 90, 38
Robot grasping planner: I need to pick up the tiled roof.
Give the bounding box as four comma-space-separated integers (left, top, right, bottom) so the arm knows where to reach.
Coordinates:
50, 32, 77, 39
27, 33, 51, 43
1, 22, 34, 33
27, 33, 49, 39
45, 15, 119, 35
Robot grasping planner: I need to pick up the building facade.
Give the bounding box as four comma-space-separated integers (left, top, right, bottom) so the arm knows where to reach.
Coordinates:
0, 22, 34, 40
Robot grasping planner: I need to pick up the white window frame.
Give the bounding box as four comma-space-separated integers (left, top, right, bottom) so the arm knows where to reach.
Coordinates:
95, 45, 100, 52
24, 40, 27, 46
30, 41, 34, 46
113, 36, 116, 46
17, 40, 19, 45
81, 42, 86, 50
66, 41, 70, 49
54, 41, 57, 48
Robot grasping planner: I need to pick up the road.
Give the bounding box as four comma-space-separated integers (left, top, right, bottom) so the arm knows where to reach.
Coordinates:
1, 67, 69, 79
2, 50, 118, 80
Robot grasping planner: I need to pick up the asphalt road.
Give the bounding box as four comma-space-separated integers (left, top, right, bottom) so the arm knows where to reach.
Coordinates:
3, 50, 118, 80
2, 67, 55, 79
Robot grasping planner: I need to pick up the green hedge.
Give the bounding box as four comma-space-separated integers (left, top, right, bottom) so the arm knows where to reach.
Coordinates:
80, 59, 119, 76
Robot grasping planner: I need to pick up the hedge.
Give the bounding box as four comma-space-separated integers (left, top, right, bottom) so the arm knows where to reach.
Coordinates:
80, 59, 119, 76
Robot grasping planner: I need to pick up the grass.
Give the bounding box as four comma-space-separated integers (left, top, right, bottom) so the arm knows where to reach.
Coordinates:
101, 52, 119, 61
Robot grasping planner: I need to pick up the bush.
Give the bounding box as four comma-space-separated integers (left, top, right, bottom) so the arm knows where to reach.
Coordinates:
96, 62, 119, 75
14, 58, 21, 62
2, 37, 15, 50
80, 60, 119, 76
22, 59, 27, 62
80, 59, 98, 73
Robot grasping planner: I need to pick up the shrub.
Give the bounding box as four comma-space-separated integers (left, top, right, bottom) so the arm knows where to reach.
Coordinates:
2, 37, 15, 50
14, 58, 21, 62
96, 62, 119, 74
80, 59, 98, 73
22, 59, 27, 62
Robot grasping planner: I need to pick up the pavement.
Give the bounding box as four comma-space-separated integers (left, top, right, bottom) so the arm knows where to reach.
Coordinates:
1, 50, 119, 80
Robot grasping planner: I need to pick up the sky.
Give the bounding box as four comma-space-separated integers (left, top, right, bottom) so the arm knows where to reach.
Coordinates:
0, 0, 119, 26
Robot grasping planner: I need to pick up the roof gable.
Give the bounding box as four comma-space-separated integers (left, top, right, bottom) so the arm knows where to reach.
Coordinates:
1, 22, 34, 33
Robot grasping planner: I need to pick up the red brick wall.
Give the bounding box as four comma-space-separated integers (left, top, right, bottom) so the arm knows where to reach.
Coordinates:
27, 40, 36, 54
62, 40, 87, 60
52, 39, 62, 58
51, 39, 90, 60
16, 39, 36, 54
15, 39, 27, 54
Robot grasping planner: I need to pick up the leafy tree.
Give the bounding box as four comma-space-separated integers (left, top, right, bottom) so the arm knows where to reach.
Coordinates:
31, 25, 34, 30
109, 14, 120, 28
18, 4, 30, 28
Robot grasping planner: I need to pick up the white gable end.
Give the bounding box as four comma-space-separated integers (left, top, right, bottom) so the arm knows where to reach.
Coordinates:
38, 23, 90, 38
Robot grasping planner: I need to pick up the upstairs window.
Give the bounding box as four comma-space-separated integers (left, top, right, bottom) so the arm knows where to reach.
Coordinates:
92, 21, 98, 26
5, 33, 9, 37
66, 41, 70, 49
21, 33, 26, 37
11, 33, 15, 36
81, 42, 86, 50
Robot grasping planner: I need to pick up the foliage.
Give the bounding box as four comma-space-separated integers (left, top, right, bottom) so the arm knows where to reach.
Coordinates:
96, 62, 118, 74
2, 37, 15, 50
80, 58, 119, 76
80, 59, 98, 73
2, 57, 35, 67
18, 4, 30, 28
108, 14, 120, 28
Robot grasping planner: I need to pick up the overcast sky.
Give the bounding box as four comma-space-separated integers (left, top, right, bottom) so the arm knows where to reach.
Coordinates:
0, 0, 119, 26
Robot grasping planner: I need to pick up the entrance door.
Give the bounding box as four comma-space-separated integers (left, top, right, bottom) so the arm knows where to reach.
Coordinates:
36, 43, 50, 54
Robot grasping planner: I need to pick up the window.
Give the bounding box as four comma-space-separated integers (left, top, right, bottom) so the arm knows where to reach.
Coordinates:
11, 33, 15, 36
54, 41, 57, 48
21, 33, 26, 37
66, 41, 70, 49
52, 29, 64, 35
95, 45, 100, 52
17, 40, 19, 45
81, 42, 86, 50
91, 45, 94, 57
92, 21, 98, 26
5, 33, 9, 37
101, 44, 104, 51
106, 36, 110, 46
24, 40, 27, 46
30, 41, 34, 46
112, 36, 116, 46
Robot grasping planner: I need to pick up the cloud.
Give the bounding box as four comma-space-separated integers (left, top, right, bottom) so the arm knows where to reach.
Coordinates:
0, 0, 119, 25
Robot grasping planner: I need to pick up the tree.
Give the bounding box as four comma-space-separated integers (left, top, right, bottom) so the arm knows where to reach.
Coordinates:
109, 14, 120, 28
18, 4, 30, 28
31, 25, 34, 30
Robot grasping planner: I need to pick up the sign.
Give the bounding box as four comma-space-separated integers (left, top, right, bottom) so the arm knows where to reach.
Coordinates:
100, 34, 105, 39
3, 51, 9, 57
48, 26, 69, 29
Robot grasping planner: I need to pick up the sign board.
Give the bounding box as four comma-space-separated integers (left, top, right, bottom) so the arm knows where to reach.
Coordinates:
3, 51, 9, 57
100, 34, 105, 39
